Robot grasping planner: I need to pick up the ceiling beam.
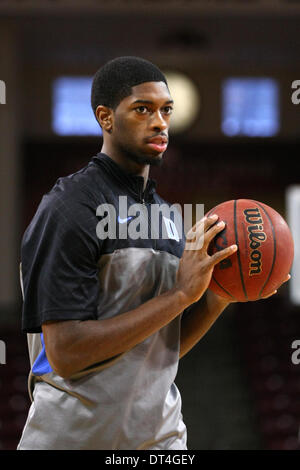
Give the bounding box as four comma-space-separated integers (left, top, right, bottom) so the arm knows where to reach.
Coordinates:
1, 0, 300, 18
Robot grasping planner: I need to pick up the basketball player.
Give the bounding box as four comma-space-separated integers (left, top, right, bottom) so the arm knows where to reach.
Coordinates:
17, 57, 286, 450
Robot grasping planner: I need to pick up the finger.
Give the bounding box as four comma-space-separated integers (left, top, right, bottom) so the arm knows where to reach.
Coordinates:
204, 214, 219, 232
199, 215, 221, 249
261, 290, 277, 299
210, 244, 238, 267
261, 275, 291, 299
190, 214, 218, 235
185, 217, 205, 243
186, 214, 218, 245
203, 220, 226, 249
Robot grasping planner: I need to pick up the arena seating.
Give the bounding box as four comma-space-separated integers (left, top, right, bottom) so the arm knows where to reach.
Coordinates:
0, 323, 31, 450
235, 293, 300, 450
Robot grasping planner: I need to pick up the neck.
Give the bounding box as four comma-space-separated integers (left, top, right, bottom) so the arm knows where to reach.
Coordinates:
101, 141, 149, 189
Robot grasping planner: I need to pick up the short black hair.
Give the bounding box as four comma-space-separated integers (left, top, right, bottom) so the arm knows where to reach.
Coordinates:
91, 56, 168, 116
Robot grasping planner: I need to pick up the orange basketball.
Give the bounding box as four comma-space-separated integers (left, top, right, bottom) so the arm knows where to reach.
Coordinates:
207, 199, 294, 301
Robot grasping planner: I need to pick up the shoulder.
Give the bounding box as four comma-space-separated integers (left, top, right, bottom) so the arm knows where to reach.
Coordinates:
35, 161, 107, 224
47, 160, 107, 207
22, 161, 108, 248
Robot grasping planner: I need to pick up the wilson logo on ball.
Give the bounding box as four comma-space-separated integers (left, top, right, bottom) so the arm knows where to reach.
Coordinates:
244, 208, 267, 276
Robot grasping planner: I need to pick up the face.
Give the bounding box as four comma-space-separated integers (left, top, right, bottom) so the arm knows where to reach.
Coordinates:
109, 81, 173, 166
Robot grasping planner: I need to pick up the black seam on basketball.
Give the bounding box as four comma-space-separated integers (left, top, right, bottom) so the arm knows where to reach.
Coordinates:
212, 275, 237, 300
234, 199, 248, 301
256, 202, 276, 298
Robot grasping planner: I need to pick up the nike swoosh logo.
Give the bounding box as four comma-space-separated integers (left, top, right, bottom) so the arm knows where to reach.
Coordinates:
118, 215, 134, 224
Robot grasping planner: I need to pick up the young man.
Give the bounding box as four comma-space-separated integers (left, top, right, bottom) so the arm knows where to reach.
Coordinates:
17, 57, 281, 450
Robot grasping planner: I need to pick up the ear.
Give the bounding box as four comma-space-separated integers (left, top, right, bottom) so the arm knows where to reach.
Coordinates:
95, 105, 113, 134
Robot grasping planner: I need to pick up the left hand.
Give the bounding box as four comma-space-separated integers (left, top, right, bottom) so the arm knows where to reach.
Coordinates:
259, 274, 291, 300
209, 274, 291, 304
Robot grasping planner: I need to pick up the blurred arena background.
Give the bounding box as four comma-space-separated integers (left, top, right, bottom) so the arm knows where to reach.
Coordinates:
1, 0, 300, 451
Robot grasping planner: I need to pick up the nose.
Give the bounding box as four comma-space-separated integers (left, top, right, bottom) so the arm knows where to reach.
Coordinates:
150, 110, 168, 131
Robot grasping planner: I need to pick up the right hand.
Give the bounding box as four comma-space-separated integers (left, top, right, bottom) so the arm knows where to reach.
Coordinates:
175, 214, 238, 305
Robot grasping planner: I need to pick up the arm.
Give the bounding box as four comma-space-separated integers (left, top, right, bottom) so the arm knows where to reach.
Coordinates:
179, 289, 230, 359
43, 215, 237, 379
43, 287, 189, 379
179, 276, 291, 360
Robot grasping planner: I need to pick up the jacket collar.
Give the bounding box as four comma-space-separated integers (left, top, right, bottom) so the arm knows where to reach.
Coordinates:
92, 152, 157, 203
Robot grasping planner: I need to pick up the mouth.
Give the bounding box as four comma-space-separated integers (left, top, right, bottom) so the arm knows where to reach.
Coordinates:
146, 135, 168, 153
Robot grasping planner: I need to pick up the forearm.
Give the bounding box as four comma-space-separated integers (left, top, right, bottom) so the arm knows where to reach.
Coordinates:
179, 290, 230, 359
44, 215, 238, 379
43, 287, 190, 379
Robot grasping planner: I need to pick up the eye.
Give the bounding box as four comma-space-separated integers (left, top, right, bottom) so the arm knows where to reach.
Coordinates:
162, 106, 173, 115
135, 106, 149, 114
